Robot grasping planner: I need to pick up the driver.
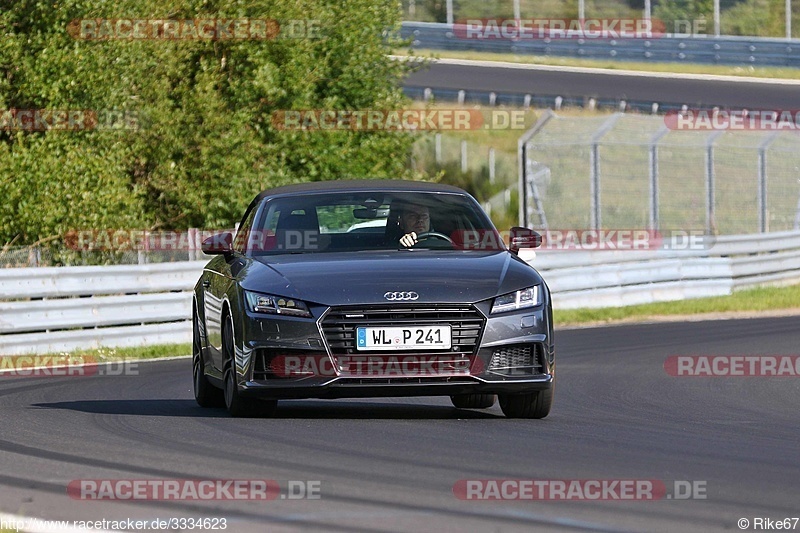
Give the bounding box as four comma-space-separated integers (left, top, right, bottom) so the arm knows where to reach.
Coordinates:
398, 204, 431, 248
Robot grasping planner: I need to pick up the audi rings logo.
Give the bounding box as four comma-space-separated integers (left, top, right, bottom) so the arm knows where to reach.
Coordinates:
384, 291, 419, 301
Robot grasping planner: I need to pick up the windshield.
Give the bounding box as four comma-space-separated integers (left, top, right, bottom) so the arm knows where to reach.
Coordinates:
239, 190, 504, 255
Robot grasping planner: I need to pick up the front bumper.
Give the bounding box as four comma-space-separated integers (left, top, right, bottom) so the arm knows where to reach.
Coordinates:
238, 373, 554, 400
236, 300, 554, 400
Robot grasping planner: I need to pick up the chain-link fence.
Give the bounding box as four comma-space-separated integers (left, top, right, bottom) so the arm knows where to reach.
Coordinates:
0, 247, 213, 268
410, 131, 521, 227
411, 132, 517, 183
521, 111, 800, 235
0, 229, 221, 268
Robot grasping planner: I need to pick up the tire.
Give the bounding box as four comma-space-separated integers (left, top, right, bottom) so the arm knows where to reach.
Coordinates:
499, 387, 553, 419
193, 307, 224, 408
450, 394, 496, 409
222, 316, 277, 418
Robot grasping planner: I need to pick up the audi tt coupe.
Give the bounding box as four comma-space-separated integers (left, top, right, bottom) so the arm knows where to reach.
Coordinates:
192, 180, 554, 418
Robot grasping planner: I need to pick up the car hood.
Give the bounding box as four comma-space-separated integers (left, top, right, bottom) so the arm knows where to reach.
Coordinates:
241, 251, 542, 306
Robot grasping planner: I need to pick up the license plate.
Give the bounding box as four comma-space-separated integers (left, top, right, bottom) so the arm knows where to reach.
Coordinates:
356, 326, 452, 351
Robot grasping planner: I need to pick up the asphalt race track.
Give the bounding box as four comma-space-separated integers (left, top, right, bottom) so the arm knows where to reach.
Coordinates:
1, 316, 798, 532
403, 60, 800, 109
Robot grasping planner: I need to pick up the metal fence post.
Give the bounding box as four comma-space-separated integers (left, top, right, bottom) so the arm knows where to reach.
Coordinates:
188, 227, 198, 261
489, 147, 496, 183
525, 164, 550, 230
460, 140, 467, 173
758, 132, 780, 233
590, 114, 623, 230
141, 230, 151, 264
517, 110, 555, 227
434, 133, 442, 164
795, 192, 800, 230
649, 126, 669, 230
705, 131, 724, 235
590, 145, 599, 230
28, 246, 40, 267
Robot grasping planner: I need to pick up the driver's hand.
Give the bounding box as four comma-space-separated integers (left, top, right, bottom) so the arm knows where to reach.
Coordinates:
400, 232, 417, 248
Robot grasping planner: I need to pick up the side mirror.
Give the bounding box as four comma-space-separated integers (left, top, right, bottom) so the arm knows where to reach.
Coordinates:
201, 232, 233, 255
509, 227, 542, 254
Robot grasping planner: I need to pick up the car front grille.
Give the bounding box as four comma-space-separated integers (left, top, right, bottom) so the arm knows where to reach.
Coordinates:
489, 344, 544, 375
321, 304, 485, 357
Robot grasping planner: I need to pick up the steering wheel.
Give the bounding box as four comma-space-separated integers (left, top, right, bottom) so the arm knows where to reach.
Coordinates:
416, 231, 455, 245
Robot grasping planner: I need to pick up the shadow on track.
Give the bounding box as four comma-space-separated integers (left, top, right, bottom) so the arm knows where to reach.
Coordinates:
31, 399, 502, 419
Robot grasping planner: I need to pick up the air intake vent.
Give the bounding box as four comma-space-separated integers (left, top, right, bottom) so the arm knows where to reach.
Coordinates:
489, 344, 543, 375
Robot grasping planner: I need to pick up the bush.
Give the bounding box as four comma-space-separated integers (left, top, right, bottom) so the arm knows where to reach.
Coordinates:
1, 0, 417, 260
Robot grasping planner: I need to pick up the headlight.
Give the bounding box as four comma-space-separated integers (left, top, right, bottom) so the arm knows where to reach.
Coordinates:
245, 290, 312, 318
491, 286, 542, 314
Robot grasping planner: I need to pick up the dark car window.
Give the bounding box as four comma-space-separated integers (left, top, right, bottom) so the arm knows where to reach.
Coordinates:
248, 191, 503, 255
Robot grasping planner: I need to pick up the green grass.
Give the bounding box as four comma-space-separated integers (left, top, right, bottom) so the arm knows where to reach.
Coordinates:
399, 49, 800, 80
91, 343, 192, 360
28, 343, 192, 362
554, 284, 800, 326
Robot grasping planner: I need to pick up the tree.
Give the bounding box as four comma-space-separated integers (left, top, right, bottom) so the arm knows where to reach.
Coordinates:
0, 0, 416, 258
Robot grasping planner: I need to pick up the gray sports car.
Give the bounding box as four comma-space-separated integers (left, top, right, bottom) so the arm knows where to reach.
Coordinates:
192, 180, 554, 418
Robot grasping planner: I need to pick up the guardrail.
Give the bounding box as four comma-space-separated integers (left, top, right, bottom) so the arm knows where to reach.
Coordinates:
528, 230, 800, 309
0, 262, 204, 355
1, 231, 798, 354
401, 21, 800, 67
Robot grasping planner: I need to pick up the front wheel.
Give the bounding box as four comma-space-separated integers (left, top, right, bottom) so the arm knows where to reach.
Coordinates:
498, 387, 553, 419
193, 308, 224, 408
222, 317, 277, 418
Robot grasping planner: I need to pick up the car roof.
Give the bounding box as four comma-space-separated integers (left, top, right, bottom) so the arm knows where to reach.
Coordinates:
253, 179, 469, 203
